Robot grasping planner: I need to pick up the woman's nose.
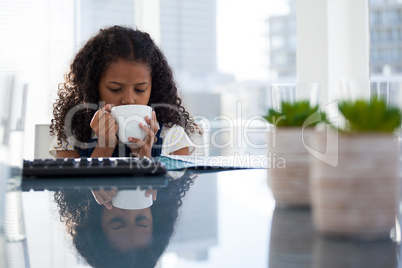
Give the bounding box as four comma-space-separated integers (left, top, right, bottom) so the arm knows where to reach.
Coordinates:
121, 90, 135, 105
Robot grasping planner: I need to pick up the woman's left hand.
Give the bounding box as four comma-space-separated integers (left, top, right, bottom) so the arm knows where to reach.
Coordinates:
127, 111, 159, 158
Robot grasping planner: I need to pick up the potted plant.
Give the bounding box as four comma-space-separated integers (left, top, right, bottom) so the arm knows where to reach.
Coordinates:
264, 100, 325, 207
310, 98, 401, 241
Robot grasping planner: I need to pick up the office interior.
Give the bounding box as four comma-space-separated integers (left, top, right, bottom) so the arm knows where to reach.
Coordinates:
1, 0, 402, 267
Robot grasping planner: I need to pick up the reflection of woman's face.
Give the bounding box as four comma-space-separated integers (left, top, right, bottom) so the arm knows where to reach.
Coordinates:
101, 206, 153, 252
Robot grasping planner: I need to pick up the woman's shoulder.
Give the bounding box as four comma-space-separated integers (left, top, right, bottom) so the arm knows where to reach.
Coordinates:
160, 123, 202, 135
160, 124, 184, 134
49, 135, 77, 157
160, 124, 196, 155
160, 124, 190, 143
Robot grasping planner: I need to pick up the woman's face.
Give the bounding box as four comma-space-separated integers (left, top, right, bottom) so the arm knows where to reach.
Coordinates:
99, 58, 152, 107
101, 206, 153, 251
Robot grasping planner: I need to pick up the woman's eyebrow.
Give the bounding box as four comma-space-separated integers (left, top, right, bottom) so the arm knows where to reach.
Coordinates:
107, 81, 149, 86
134, 82, 149, 86
108, 217, 123, 224
107, 81, 123, 85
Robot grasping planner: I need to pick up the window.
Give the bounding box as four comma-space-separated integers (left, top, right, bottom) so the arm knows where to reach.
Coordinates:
1, 0, 294, 160
0, 0, 75, 160
370, 0, 402, 78
370, 0, 402, 108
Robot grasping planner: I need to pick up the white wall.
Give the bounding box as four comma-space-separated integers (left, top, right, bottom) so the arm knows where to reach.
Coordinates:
135, 0, 161, 44
296, 0, 370, 105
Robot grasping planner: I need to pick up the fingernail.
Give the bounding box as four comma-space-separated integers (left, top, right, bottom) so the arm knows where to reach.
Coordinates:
139, 123, 143, 127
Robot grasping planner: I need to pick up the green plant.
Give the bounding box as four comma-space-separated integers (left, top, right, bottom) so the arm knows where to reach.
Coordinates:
264, 100, 325, 127
339, 98, 402, 133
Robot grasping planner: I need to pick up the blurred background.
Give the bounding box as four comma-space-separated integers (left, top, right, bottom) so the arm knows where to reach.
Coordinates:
1, 1, 402, 267
0, 0, 288, 159
0, 0, 401, 157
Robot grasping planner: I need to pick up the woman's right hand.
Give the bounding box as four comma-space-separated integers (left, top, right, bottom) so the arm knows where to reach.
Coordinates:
90, 104, 118, 149
91, 187, 117, 210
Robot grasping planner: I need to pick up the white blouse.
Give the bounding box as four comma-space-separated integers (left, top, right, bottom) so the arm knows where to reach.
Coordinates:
49, 124, 195, 157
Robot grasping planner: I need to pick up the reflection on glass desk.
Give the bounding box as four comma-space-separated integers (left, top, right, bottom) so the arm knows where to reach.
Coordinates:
6, 169, 402, 267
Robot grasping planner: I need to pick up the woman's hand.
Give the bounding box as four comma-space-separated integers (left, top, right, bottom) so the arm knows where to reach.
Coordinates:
90, 104, 118, 149
91, 187, 117, 210
127, 111, 159, 158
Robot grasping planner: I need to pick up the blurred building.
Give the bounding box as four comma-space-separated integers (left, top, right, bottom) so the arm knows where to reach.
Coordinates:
369, 0, 402, 76
165, 173, 218, 261
76, 0, 136, 46
267, 0, 402, 79
267, 0, 296, 81
160, 0, 217, 93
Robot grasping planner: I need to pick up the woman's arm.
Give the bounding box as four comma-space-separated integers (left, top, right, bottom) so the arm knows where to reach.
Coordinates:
170, 147, 189, 156
56, 146, 116, 158
56, 150, 80, 158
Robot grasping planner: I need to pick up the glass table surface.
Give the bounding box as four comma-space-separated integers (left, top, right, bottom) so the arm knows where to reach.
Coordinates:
1, 168, 400, 268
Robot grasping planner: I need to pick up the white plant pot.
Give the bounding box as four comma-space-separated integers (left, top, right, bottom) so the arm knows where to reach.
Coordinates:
310, 131, 399, 241
312, 235, 397, 267
268, 128, 313, 207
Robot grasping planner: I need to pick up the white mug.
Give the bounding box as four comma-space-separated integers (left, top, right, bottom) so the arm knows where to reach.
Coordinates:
112, 189, 153, 210
110, 105, 152, 144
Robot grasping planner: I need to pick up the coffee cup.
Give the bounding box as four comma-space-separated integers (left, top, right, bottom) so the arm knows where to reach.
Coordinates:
112, 189, 153, 210
110, 105, 152, 144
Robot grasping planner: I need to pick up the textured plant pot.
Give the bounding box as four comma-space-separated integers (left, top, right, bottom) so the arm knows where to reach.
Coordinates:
310, 131, 399, 241
312, 236, 397, 267
268, 128, 313, 207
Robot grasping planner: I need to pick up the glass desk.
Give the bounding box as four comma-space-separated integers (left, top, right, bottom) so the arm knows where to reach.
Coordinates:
2, 168, 401, 268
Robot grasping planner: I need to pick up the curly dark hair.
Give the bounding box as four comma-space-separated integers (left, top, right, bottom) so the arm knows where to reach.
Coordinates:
53, 173, 196, 268
50, 25, 195, 148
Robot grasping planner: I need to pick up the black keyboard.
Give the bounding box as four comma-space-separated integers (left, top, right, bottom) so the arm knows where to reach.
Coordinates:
23, 157, 167, 178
